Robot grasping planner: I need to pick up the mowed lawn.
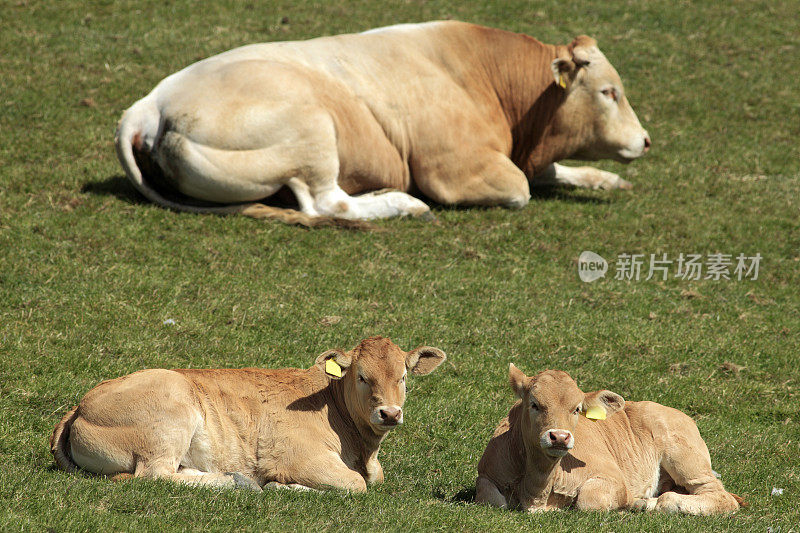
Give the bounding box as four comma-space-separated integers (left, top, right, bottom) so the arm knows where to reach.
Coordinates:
1, 0, 799, 530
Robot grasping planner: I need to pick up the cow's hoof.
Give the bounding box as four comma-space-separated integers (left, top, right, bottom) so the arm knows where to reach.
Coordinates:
264, 481, 319, 492
630, 498, 656, 512
616, 178, 634, 190
414, 210, 437, 222
227, 472, 263, 492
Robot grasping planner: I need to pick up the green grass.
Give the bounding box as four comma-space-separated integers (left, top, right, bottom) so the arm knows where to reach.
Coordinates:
1, 0, 799, 530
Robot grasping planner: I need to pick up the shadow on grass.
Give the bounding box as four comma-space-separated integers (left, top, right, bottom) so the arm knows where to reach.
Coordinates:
423, 187, 612, 216
433, 486, 476, 504
81, 175, 302, 209
80, 176, 611, 217
81, 175, 146, 205
529, 185, 612, 205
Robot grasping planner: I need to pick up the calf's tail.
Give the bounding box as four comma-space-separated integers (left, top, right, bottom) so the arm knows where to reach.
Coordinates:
114, 99, 373, 229
729, 492, 747, 508
50, 405, 80, 472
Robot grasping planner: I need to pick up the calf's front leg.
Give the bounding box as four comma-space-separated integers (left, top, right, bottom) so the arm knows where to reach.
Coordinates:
281, 451, 369, 492
475, 476, 508, 508
575, 477, 631, 511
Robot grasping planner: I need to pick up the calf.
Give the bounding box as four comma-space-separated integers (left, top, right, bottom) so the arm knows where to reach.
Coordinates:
51, 337, 445, 492
476, 364, 742, 514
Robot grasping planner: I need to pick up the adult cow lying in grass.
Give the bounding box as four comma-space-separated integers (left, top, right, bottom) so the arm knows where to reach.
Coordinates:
476, 365, 743, 515
50, 337, 445, 492
115, 21, 650, 227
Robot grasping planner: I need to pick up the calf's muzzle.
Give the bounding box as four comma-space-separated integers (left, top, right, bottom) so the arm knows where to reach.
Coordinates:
375, 406, 403, 427
540, 429, 574, 457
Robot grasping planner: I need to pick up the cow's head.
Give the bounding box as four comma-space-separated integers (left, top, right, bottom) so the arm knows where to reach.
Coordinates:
508, 364, 624, 459
552, 36, 651, 163
316, 337, 446, 435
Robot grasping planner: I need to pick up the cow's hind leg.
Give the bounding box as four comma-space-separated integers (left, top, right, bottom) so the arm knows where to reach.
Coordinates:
533, 163, 633, 190
117, 463, 262, 491
653, 417, 740, 514
313, 184, 431, 221
286, 177, 319, 216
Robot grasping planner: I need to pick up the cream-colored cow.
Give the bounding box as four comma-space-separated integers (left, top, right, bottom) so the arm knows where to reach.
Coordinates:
115, 21, 650, 226
476, 365, 742, 514
50, 337, 445, 491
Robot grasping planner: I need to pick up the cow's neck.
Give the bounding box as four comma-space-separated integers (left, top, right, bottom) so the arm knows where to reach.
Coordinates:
518, 444, 562, 509
468, 27, 585, 176
330, 380, 386, 457
507, 405, 559, 509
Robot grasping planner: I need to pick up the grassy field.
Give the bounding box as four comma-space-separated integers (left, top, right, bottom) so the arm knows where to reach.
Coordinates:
1, 0, 799, 530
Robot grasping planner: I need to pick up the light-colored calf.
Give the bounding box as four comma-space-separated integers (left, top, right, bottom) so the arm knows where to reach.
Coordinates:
476, 365, 742, 514
51, 337, 445, 492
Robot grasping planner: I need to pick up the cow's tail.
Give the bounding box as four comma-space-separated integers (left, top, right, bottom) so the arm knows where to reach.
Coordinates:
114, 99, 374, 230
50, 405, 80, 472
729, 492, 747, 508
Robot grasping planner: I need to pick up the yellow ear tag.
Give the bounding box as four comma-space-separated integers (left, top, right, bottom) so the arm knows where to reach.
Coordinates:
325, 359, 342, 378
558, 74, 566, 89
584, 405, 606, 420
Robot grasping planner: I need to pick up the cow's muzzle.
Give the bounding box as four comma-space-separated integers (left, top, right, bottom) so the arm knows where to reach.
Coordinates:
371, 405, 403, 429
539, 429, 574, 457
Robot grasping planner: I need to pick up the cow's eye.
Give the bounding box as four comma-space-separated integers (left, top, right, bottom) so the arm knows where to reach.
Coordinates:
399, 375, 406, 384
358, 375, 367, 384
530, 401, 539, 411
601, 87, 618, 102
573, 406, 581, 415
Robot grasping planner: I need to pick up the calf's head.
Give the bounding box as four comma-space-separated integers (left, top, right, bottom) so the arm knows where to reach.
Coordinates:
316, 337, 446, 435
552, 36, 651, 163
509, 364, 624, 459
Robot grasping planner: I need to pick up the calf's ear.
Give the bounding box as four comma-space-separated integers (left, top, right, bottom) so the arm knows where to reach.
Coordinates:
509, 363, 529, 399
315, 349, 352, 380
583, 390, 625, 419
406, 347, 446, 375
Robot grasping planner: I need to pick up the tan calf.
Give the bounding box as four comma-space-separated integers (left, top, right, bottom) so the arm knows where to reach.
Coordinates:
116, 22, 649, 225
50, 337, 445, 492
476, 365, 742, 514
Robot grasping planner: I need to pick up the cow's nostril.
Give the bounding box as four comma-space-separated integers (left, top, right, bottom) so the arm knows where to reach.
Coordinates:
644, 136, 651, 150
378, 407, 401, 423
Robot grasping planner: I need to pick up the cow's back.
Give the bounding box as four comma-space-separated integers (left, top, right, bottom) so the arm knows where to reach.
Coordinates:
150, 21, 510, 194
570, 401, 702, 499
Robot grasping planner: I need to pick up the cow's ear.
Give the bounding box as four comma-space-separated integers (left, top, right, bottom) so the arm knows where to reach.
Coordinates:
569, 35, 597, 67
583, 390, 625, 418
551, 57, 576, 90
406, 347, 446, 375
553, 35, 597, 90
509, 363, 529, 399
315, 349, 352, 380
